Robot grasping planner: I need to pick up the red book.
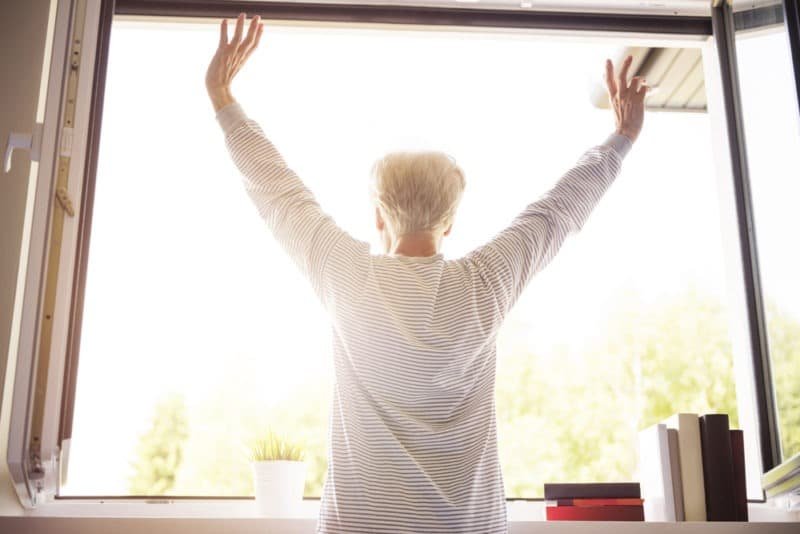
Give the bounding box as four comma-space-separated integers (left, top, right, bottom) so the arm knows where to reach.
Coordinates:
546, 505, 645, 521
554, 498, 644, 507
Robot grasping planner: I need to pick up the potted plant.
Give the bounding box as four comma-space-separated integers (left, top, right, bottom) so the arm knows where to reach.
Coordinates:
249, 430, 306, 517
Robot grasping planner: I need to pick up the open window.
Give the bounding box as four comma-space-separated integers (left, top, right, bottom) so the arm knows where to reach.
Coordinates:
6, 0, 799, 514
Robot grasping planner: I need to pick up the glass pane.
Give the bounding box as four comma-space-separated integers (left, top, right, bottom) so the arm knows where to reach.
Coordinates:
735, 22, 800, 461
62, 21, 738, 498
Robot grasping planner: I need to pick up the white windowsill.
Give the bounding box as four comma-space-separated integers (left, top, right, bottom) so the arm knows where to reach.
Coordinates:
0, 500, 795, 534
19, 498, 799, 523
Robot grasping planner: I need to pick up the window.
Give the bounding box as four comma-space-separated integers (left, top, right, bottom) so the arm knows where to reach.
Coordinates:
735, 23, 800, 461
59, 19, 741, 499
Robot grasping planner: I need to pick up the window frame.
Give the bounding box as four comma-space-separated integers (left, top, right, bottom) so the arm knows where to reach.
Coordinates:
7, 0, 794, 514
786, 0, 800, 116
711, 0, 782, 477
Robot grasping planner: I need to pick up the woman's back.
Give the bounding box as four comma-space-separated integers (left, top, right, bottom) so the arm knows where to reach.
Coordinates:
318, 253, 508, 533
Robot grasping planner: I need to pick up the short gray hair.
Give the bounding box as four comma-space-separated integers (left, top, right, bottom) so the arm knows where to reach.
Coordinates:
371, 151, 465, 236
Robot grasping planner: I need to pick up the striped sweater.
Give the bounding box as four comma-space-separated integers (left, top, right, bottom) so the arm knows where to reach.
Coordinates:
216, 102, 631, 533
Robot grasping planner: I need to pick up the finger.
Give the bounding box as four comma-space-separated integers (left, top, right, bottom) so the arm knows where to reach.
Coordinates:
219, 19, 228, 48
631, 76, 643, 93
239, 28, 264, 64
242, 23, 264, 60
238, 16, 260, 59
637, 78, 649, 96
243, 15, 260, 48
231, 12, 245, 48
605, 59, 618, 98
235, 19, 262, 67
254, 22, 264, 49
618, 55, 633, 94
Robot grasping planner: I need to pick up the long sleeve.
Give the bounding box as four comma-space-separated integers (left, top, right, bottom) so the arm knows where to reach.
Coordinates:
216, 102, 369, 307
465, 134, 632, 317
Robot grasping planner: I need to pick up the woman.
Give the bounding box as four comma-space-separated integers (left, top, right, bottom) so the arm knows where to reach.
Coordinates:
206, 13, 647, 533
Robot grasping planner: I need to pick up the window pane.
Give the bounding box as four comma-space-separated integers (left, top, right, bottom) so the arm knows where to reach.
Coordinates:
736, 26, 800, 461
62, 21, 739, 498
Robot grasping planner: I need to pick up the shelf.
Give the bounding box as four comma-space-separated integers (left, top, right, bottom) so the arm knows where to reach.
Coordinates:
0, 517, 798, 534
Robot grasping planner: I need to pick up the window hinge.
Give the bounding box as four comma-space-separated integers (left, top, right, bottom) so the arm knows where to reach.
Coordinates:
55, 186, 75, 217
27, 440, 58, 506
60, 126, 74, 157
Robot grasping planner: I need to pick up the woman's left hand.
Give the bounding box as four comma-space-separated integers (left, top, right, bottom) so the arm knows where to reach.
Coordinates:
206, 13, 264, 112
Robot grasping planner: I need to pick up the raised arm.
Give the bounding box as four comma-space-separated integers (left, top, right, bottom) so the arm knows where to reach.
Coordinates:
466, 56, 649, 315
205, 14, 368, 305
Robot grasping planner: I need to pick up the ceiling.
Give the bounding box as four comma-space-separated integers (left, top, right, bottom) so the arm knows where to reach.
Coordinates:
592, 46, 706, 112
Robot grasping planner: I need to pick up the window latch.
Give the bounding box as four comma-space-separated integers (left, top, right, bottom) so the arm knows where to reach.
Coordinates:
56, 187, 75, 217
3, 123, 43, 173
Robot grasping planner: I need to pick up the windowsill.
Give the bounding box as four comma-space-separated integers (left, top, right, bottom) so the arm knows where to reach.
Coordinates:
2, 516, 800, 534
0, 500, 795, 534
17, 498, 799, 523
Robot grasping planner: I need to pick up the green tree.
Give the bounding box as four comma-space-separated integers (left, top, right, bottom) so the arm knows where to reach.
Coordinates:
171, 358, 331, 496
129, 392, 189, 494
615, 288, 739, 430
765, 301, 800, 459
496, 288, 740, 497
150, 290, 800, 498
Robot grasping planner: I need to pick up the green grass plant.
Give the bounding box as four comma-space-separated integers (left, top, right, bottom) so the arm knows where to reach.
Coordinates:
249, 430, 305, 462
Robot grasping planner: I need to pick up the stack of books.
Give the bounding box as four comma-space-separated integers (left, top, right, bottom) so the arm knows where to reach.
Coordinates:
639, 413, 747, 522
762, 452, 800, 500
544, 482, 644, 521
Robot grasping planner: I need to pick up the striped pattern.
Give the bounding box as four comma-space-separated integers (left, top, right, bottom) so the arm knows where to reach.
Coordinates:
217, 103, 630, 533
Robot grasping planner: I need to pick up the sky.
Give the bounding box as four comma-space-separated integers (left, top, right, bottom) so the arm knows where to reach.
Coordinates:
59, 19, 799, 496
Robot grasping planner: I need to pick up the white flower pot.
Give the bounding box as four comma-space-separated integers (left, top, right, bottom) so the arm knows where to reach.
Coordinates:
252, 460, 306, 517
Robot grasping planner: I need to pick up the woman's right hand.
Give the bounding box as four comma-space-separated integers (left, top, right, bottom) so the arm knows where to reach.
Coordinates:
605, 55, 649, 143
205, 13, 264, 112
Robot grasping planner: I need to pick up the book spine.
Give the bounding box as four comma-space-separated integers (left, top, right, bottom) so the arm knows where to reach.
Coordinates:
543, 483, 641, 500
730, 429, 748, 521
554, 498, 644, 507
699, 414, 736, 521
668, 428, 686, 521
639, 423, 676, 521
676, 413, 707, 521
546, 505, 645, 521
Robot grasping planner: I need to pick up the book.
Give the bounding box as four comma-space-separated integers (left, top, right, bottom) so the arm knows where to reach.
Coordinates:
699, 414, 736, 521
730, 429, 748, 521
764, 471, 800, 498
639, 423, 677, 521
546, 505, 645, 521
762, 451, 800, 491
551, 498, 644, 507
666, 413, 707, 521
667, 428, 686, 521
543, 482, 641, 500
762, 451, 800, 499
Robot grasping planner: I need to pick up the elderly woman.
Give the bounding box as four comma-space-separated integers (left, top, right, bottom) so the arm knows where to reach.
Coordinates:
206, 14, 647, 534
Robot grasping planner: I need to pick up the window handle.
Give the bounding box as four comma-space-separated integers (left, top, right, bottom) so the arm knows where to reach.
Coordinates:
3, 122, 43, 173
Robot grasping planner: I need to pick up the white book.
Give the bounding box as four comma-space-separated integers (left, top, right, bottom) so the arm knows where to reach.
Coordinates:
667, 428, 685, 521
666, 413, 707, 521
639, 423, 676, 521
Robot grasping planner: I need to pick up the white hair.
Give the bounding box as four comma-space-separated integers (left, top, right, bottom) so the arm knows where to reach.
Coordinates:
371, 151, 466, 237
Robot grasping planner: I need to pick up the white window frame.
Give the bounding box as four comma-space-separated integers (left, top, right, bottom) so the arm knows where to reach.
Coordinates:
5, 0, 790, 521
